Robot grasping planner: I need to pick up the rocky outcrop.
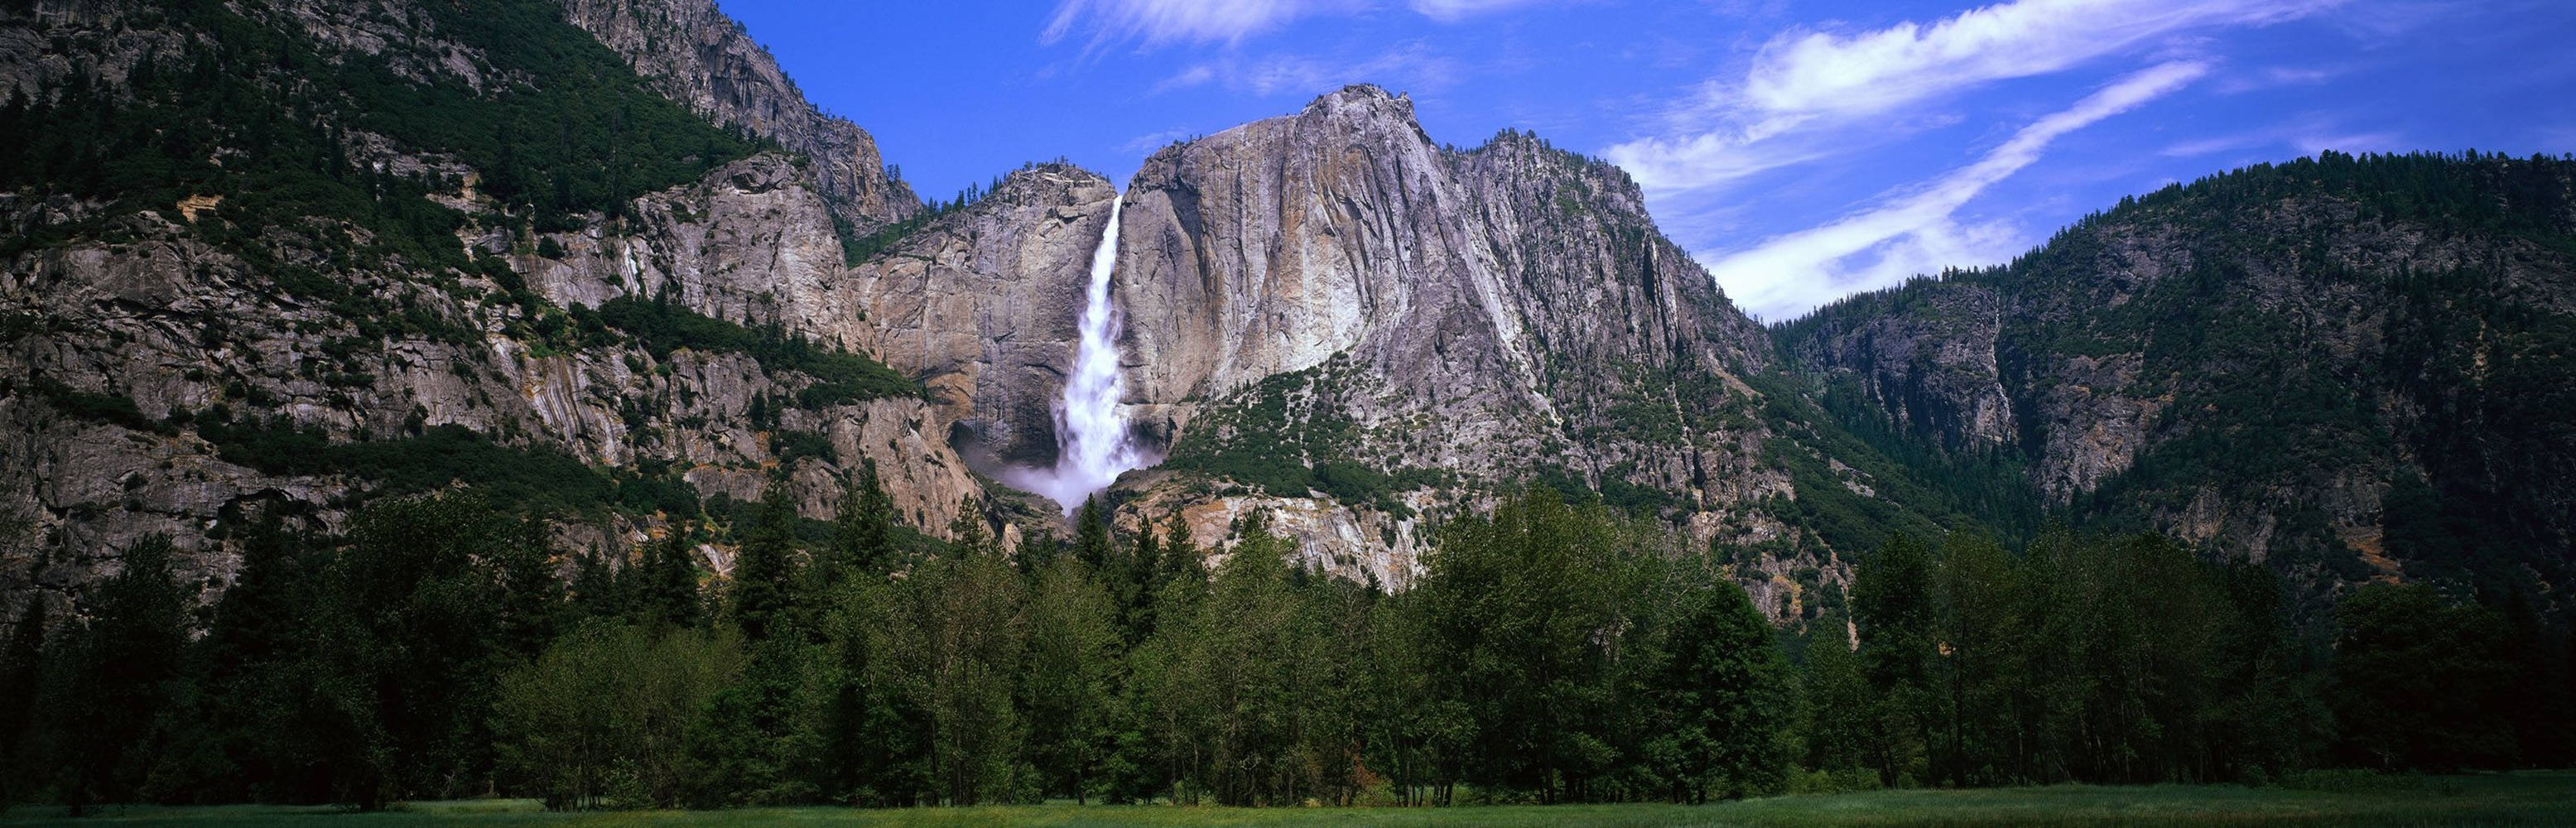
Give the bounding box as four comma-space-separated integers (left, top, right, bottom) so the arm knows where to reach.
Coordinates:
1775, 281, 2018, 453
0, 0, 1000, 628
0, 153, 985, 621
845, 166, 1117, 469
523, 155, 862, 345
1777, 156, 2576, 589
1104, 87, 1806, 590
555, 0, 920, 229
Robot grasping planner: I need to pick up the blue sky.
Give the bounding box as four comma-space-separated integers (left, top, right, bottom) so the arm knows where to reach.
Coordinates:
715, 0, 2576, 320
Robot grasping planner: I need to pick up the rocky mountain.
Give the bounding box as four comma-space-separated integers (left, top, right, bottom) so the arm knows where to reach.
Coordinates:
844, 166, 1118, 472
554, 0, 920, 232
3, 0, 2565, 629
1093, 88, 1819, 591
1775, 152, 2576, 595
0, 0, 980, 620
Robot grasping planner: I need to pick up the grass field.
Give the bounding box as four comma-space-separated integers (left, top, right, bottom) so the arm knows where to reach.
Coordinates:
6, 773, 2572, 827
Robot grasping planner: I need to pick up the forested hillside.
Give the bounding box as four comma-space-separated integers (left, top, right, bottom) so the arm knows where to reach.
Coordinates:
0, 0, 997, 623
6, 485, 2566, 811
0, 0, 2572, 816
1778, 151, 2576, 602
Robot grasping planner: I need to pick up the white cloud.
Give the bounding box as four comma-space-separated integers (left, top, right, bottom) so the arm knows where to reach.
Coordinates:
1738, 0, 2327, 123
1043, 0, 1558, 45
1707, 61, 2208, 320
2156, 113, 2408, 160
1042, 0, 1358, 46
1408, 0, 1552, 22
2211, 63, 2349, 94
2291, 130, 2405, 156
1153, 42, 1462, 97
1120, 128, 1196, 154
1608, 0, 2334, 193
1601, 128, 1838, 192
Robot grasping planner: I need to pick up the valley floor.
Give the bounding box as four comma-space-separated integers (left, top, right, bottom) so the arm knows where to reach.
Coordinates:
7, 773, 2574, 827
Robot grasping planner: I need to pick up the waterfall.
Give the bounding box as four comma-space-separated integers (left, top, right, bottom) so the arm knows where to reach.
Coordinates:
1009, 193, 1148, 514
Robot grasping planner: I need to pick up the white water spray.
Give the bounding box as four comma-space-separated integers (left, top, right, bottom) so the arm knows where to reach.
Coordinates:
1009, 194, 1148, 514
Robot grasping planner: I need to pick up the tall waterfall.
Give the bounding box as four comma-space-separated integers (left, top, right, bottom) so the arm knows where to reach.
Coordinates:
1010, 194, 1147, 514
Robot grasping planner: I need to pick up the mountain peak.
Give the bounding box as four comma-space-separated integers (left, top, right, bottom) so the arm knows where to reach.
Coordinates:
1302, 83, 1415, 123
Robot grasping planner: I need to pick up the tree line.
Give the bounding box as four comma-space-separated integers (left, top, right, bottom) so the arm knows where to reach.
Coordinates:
0, 483, 2568, 813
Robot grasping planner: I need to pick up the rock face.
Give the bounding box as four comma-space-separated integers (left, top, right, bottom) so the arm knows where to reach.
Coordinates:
0, 151, 984, 620
1105, 87, 1813, 593
1777, 155, 2576, 590
0, 0, 996, 623
845, 166, 1118, 469
12, 0, 2565, 632
555, 0, 921, 231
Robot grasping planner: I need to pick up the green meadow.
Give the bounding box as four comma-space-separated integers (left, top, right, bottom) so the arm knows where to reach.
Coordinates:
8, 773, 2573, 827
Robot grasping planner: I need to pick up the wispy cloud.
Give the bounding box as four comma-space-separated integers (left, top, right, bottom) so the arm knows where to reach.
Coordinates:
1707, 61, 2209, 319
1043, 0, 1554, 46
1042, 0, 1353, 46
1408, 0, 1554, 22
1737, 0, 2328, 125
2291, 131, 2405, 156
2210, 63, 2351, 94
1609, 0, 2335, 192
1601, 0, 2347, 320
1153, 41, 1463, 97
2157, 113, 2408, 160
1120, 128, 1196, 154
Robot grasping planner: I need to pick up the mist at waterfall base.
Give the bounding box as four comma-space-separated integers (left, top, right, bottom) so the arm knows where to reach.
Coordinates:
1003, 194, 1155, 516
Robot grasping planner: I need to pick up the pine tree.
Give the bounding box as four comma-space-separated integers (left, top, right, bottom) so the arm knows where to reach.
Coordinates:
1073, 497, 1115, 574
494, 515, 564, 658
567, 546, 628, 623
635, 527, 702, 631
881, 498, 1024, 805
1154, 512, 1205, 587
196, 513, 313, 802
32, 535, 191, 814
1019, 556, 1120, 802
1796, 610, 1875, 781
1122, 518, 1163, 642
1850, 532, 1935, 787
828, 461, 896, 580
0, 598, 48, 805
732, 489, 802, 643
1657, 554, 1792, 801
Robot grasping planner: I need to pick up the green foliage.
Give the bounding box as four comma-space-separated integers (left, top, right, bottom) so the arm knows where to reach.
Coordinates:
349, 0, 765, 228
1163, 363, 1447, 512
22, 377, 171, 435
12, 778, 2576, 825
824, 464, 898, 584
492, 623, 744, 810
729, 490, 802, 643
869, 524, 1026, 805
25, 536, 190, 814
2331, 584, 2520, 772
1837, 528, 2334, 787
1018, 556, 1123, 802
596, 295, 919, 405
196, 414, 618, 514
0, 0, 761, 270
17, 480, 2565, 814
1774, 152, 2576, 595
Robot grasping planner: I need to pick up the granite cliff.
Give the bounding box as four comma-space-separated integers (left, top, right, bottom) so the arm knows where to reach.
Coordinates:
1776, 153, 2576, 593
0, 0, 983, 622
6, 0, 2565, 630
